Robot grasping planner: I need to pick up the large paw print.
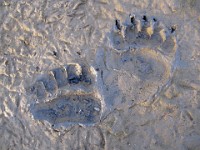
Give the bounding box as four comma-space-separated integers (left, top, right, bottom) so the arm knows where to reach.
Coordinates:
26, 62, 103, 128
106, 14, 177, 104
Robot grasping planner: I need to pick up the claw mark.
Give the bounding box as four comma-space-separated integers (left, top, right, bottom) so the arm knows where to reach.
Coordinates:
115, 19, 121, 31
142, 15, 148, 22
171, 25, 177, 33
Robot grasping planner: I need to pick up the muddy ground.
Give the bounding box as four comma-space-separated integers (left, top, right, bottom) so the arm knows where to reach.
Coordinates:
0, 0, 200, 149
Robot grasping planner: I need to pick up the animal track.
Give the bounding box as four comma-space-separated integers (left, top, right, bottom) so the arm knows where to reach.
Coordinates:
27, 63, 102, 128
109, 14, 177, 53
112, 48, 169, 81
105, 14, 178, 103
30, 94, 101, 127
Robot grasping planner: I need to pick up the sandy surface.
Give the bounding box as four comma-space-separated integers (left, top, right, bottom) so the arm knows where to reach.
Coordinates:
1, 0, 200, 149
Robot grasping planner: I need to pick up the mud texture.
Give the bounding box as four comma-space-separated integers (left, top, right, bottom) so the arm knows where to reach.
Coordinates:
1, 0, 200, 150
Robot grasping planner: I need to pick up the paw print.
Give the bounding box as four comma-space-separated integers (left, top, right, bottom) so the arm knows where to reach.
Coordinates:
106, 14, 177, 104
26, 62, 103, 128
